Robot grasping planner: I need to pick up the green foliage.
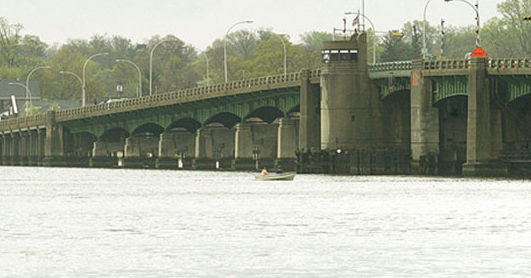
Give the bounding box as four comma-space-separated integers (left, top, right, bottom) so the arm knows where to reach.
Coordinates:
0, 0, 529, 103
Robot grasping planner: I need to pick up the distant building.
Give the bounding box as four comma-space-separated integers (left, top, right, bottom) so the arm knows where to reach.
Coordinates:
0, 79, 81, 117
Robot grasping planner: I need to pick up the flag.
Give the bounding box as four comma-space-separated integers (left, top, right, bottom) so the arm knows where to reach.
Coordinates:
352, 15, 359, 27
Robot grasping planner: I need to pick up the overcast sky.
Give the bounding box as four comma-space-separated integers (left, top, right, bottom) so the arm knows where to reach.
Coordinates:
2, 0, 505, 49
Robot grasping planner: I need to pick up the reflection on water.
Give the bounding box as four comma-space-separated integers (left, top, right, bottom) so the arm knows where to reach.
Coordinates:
1, 167, 530, 277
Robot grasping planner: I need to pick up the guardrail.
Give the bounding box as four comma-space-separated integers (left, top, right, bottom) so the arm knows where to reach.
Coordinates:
488, 58, 531, 70
54, 71, 305, 121
423, 60, 470, 70
369, 61, 412, 72
0, 113, 46, 131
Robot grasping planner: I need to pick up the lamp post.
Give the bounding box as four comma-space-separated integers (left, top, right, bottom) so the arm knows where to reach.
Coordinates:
422, 0, 433, 59
26, 66, 51, 104
116, 59, 142, 98
345, 12, 377, 64
149, 39, 179, 96
59, 71, 82, 104
275, 33, 287, 75
83, 53, 108, 107
224, 20, 253, 83
195, 48, 210, 86
444, 0, 481, 48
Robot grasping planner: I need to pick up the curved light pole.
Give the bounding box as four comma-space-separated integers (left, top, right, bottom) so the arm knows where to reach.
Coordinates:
224, 20, 253, 83
149, 39, 179, 96
59, 71, 82, 104
345, 12, 377, 64
116, 59, 142, 98
25, 66, 51, 110
195, 48, 210, 86
83, 52, 108, 107
422, 0, 433, 59
444, 0, 480, 48
274, 33, 287, 75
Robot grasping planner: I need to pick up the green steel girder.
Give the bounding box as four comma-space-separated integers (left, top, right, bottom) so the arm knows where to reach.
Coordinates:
62, 88, 300, 137
432, 76, 468, 104
492, 75, 531, 103
373, 77, 411, 100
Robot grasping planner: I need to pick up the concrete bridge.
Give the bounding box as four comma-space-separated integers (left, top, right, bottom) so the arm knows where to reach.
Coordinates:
0, 32, 530, 176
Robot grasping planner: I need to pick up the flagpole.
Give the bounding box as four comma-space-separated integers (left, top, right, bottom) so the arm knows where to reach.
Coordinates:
362, 0, 365, 32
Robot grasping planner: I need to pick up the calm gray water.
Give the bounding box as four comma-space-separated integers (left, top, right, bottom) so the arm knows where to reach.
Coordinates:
1, 167, 530, 277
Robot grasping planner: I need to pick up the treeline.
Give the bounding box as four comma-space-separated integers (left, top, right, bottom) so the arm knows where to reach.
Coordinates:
0, 0, 529, 102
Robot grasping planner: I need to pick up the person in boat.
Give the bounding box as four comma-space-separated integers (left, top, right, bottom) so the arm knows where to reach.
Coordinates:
261, 167, 269, 175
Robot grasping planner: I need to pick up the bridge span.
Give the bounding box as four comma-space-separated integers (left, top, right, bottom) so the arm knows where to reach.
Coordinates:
0, 32, 530, 176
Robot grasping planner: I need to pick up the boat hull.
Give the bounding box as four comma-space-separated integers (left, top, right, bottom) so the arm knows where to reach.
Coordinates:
255, 172, 296, 181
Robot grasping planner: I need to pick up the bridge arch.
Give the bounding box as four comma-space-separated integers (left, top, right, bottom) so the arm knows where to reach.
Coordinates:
167, 118, 201, 133
131, 122, 164, 137
245, 106, 284, 124
432, 76, 468, 105
204, 112, 241, 129
100, 127, 130, 142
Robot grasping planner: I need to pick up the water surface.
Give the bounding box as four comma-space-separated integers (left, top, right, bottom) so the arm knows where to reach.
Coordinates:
1, 167, 530, 277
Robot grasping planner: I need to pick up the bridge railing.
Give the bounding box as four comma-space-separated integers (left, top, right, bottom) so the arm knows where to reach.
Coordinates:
488, 58, 531, 70
0, 113, 46, 131
369, 61, 412, 72
54, 71, 303, 121
423, 60, 470, 70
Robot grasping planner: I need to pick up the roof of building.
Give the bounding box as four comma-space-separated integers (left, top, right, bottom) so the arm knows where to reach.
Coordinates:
0, 79, 41, 100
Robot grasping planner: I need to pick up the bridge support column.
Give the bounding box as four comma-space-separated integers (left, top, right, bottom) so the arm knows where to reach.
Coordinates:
28, 130, 38, 166
299, 69, 321, 152
276, 118, 298, 171
462, 57, 506, 176
90, 141, 120, 168
0, 134, 7, 165
19, 131, 29, 166
10, 132, 19, 165
410, 60, 439, 174
43, 112, 66, 167
123, 136, 158, 168
232, 122, 255, 171
192, 128, 215, 169
36, 129, 45, 166
157, 132, 178, 169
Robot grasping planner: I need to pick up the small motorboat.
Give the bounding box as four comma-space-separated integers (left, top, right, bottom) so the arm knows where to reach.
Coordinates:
255, 172, 296, 181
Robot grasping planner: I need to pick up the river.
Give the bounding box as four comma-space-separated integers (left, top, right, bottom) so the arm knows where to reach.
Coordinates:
1, 167, 530, 277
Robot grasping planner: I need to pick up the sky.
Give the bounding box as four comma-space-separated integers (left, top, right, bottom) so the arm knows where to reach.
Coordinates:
1, 0, 506, 49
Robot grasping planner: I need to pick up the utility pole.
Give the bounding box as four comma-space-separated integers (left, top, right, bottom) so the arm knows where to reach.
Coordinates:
441, 19, 446, 57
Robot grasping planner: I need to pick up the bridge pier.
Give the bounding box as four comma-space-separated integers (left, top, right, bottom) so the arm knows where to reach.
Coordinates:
123, 136, 158, 168
299, 69, 321, 152
157, 131, 196, 169
0, 133, 6, 165
90, 141, 120, 168
10, 132, 20, 165
276, 118, 298, 171
232, 122, 255, 171
462, 57, 507, 176
410, 60, 440, 174
192, 127, 216, 170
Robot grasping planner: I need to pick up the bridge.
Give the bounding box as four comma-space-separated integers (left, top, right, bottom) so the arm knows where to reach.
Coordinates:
0, 32, 530, 176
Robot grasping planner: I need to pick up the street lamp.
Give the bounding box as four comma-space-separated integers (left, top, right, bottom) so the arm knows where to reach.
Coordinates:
83, 52, 108, 107
274, 33, 288, 75
149, 39, 179, 96
195, 48, 210, 86
444, 0, 481, 48
422, 0, 433, 59
345, 12, 377, 64
25, 66, 51, 110
115, 59, 142, 98
59, 71, 82, 105
224, 20, 253, 83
